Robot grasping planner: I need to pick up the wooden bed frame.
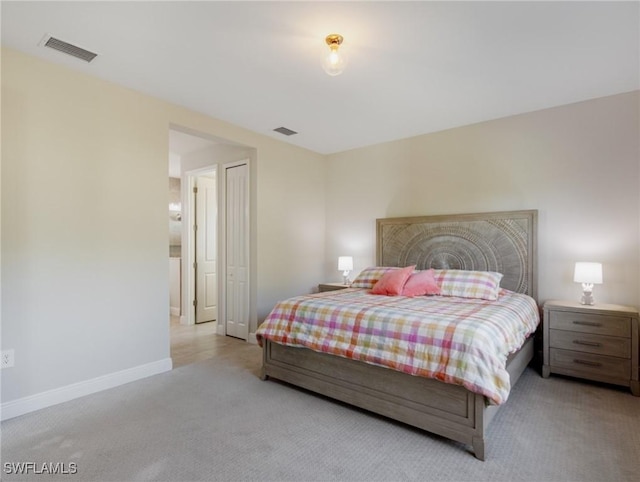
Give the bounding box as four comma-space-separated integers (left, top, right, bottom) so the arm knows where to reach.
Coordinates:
260, 210, 538, 460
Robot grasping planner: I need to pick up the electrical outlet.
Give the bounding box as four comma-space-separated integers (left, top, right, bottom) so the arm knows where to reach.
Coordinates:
1, 349, 15, 369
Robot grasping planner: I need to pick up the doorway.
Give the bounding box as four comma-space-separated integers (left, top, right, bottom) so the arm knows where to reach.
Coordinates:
182, 161, 250, 340
168, 127, 253, 348
168, 128, 254, 368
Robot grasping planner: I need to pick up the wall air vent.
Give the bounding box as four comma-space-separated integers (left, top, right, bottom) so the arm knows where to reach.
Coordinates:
273, 127, 298, 136
41, 35, 98, 63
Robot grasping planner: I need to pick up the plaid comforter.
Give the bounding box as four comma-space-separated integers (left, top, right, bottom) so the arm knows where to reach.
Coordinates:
256, 288, 540, 404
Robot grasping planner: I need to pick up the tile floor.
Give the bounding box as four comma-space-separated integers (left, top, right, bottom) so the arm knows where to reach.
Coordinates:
170, 315, 260, 368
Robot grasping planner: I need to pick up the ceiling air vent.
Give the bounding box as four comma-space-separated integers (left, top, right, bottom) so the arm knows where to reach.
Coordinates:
41, 35, 98, 63
273, 127, 298, 136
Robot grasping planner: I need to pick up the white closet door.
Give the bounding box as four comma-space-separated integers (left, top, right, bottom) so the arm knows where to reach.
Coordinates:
195, 175, 218, 323
225, 163, 249, 340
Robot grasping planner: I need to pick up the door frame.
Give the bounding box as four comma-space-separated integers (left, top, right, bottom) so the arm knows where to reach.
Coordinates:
181, 159, 251, 336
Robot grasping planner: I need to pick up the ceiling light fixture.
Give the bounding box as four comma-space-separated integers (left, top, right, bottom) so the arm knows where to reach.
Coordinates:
322, 34, 348, 76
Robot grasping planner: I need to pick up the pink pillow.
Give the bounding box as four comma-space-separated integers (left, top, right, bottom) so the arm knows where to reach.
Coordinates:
402, 269, 441, 297
371, 265, 416, 296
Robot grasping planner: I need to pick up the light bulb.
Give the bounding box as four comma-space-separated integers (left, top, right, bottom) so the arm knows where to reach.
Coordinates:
322, 34, 348, 76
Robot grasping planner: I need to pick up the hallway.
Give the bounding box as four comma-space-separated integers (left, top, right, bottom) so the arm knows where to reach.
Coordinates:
170, 316, 257, 368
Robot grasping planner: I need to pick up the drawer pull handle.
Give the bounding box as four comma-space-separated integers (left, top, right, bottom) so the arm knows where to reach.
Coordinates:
573, 340, 602, 347
573, 359, 602, 368
572, 320, 602, 327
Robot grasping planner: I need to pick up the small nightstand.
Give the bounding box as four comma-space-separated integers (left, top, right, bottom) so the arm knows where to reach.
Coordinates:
543, 300, 639, 396
318, 282, 350, 292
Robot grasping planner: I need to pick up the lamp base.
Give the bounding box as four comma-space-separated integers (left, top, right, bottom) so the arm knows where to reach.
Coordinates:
580, 291, 595, 305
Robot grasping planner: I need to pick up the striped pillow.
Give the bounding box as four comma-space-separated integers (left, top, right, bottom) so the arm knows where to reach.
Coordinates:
351, 267, 401, 289
433, 269, 503, 301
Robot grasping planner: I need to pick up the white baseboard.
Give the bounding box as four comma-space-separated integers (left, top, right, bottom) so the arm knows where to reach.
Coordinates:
0, 358, 173, 421
170, 306, 181, 316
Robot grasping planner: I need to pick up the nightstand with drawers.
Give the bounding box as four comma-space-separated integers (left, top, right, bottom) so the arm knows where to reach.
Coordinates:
543, 300, 639, 396
318, 283, 350, 292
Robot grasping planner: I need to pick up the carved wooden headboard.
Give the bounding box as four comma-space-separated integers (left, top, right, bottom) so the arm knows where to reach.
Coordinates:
376, 210, 538, 300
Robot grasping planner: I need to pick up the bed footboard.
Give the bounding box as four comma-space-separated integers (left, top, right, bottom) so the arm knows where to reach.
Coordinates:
261, 337, 533, 460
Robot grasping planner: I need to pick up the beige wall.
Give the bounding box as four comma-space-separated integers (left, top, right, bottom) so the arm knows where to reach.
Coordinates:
325, 91, 640, 307
2, 45, 638, 410
1, 48, 325, 404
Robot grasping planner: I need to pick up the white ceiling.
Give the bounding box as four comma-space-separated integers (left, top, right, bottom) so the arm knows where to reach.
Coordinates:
2, 1, 638, 155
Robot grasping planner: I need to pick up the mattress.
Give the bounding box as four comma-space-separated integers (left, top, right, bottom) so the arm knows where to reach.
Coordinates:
256, 288, 540, 404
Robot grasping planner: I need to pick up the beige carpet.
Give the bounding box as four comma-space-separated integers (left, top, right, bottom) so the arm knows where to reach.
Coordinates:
1, 342, 639, 481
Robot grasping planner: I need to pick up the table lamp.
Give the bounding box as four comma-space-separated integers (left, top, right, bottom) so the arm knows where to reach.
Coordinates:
573, 262, 603, 305
338, 256, 353, 285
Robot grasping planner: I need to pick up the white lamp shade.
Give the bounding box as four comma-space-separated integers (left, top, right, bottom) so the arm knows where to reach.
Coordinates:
338, 256, 353, 271
573, 262, 603, 284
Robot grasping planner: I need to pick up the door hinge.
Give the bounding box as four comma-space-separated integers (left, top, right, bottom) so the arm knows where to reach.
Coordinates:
193, 187, 198, 194
193, 262, 197, 269
193, 299, 197, 307
193, 224, 198, 232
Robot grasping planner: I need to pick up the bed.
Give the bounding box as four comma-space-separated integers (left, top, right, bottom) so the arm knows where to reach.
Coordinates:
257, 210, 538, 460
